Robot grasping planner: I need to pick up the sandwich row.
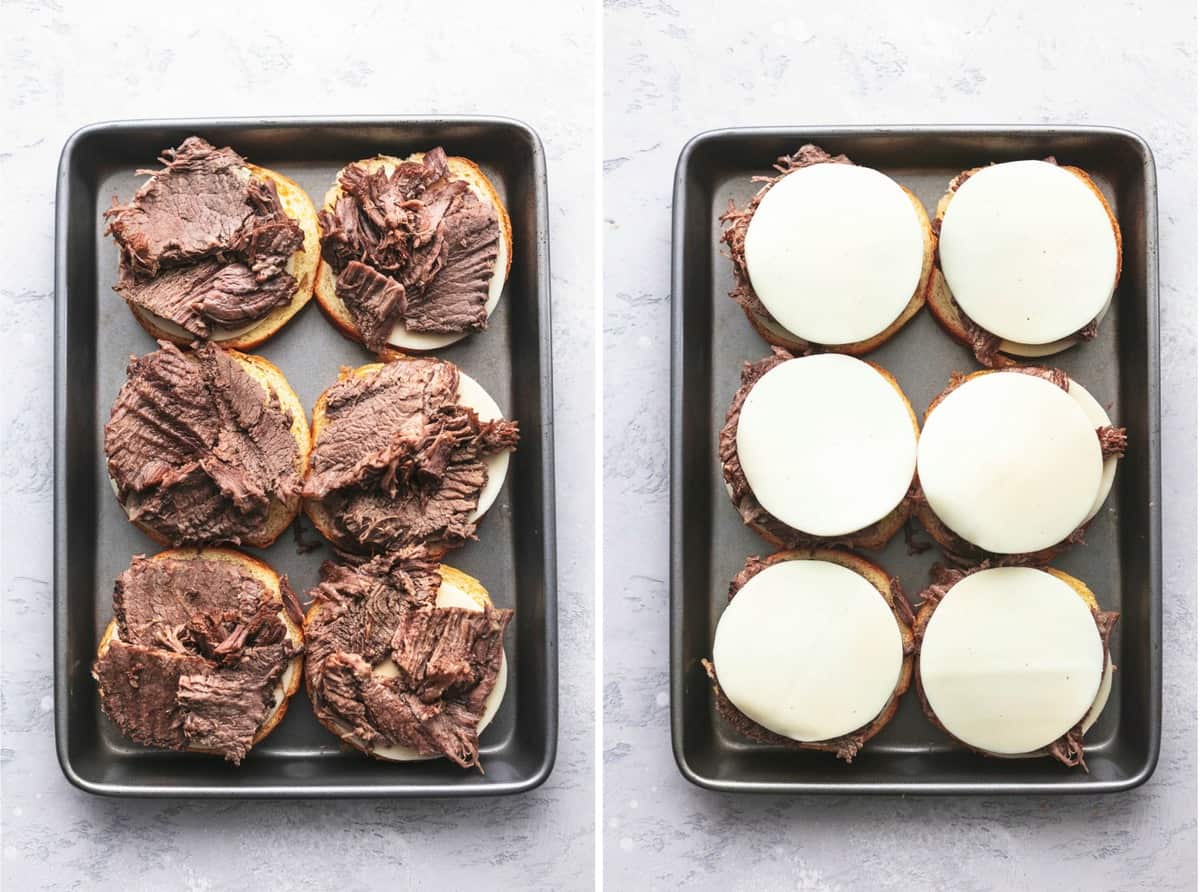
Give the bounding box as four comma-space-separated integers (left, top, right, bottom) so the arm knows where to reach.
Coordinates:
92, 546, 510, 769
104, 340, 518, 557
721, 145, 1121, 367
721, 350, 1126, 562
705, 550, 1117, 769
104, 137, 511, 354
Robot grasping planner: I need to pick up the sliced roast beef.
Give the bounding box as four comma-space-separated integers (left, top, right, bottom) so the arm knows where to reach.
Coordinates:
104, 137, 303, 337
104, 340, 302, 546
303, 358, 518, 554
304, 550, 512, 769
93, 555, 301, 764
317, 147, 499, 349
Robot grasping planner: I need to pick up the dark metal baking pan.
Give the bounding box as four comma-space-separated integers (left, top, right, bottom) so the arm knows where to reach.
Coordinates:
54, 117, 557, 797
670, 126, 1160, 794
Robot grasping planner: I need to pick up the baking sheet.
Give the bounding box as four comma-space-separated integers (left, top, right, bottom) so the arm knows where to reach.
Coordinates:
55, 117, 557, 797
670, 126, 1160, 794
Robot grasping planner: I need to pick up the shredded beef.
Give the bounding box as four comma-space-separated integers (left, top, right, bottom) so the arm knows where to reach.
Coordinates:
104, 341, 302, 546
705, 552, 913, 763
104, 137, 303, 337
93, 555, 301, 764
304, 550, 512, 769
317, 147, 499, 349
913, 563, 1119, 770
303, 358, 519, 554
718, 145, 852, 341
717, 347, 912, 548
1098, 425, 1128, 458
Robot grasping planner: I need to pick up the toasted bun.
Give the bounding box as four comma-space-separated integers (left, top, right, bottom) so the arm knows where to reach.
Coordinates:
303, 359, 510, 555
314, 153, 512, 354
744, 185, 933, 356
113, 348, 310, 549
129, 165, 321, 350
913, 566, 1110, 761
95, 547, 304, 753
303, 564, 508, 762
927, 164, 1121, 361
708, 548, 913, 757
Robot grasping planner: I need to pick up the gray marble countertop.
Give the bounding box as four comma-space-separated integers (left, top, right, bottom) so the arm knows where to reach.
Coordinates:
0, 2, 595, 889
603, 2, 1196, 889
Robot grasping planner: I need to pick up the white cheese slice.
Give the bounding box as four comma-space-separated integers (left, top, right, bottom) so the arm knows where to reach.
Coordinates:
368, 578, 508, 762
712, 560, 903, 742
743, 163, 925, 345
917, 372, 1102, 553
939, 160, 1118, 345
384, 178, 508, 351
456, 370, 511, 521
919, 567, 1105, 754
998, 293, 1114, 358
735, 354, 917, 537
1066, 379, 1118, 522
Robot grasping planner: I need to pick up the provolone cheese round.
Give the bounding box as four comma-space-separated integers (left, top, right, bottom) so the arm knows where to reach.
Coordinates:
385, 179, 507, 351
917, 372, 1102, 553
743, 163, 926, 345
370, 577, 508, 761
456, 370, 511, 521
713, 560, 903, 742
919, 567, 1104, 754
939, 161, 1118, 344
736, 354, 917, 537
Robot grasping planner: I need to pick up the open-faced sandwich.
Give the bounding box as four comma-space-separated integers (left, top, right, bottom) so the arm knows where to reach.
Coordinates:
304, 548, 511, 769
93, 548, 305, 765
315, 147, 512, 353
104, 340, 309, 548
720, 144, 934, 355
929, 158, 1122, 366
720, 349, 919, 549
703, 549, 914, 762
303, 356, 518, 556
914, 367, 1126, 564
914, 564, 1118, 769
104, 137, 320, 348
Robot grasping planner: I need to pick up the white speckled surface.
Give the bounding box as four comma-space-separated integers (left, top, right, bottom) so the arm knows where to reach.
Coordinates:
1, 2, 594, 889
603, 2, 1196, 889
